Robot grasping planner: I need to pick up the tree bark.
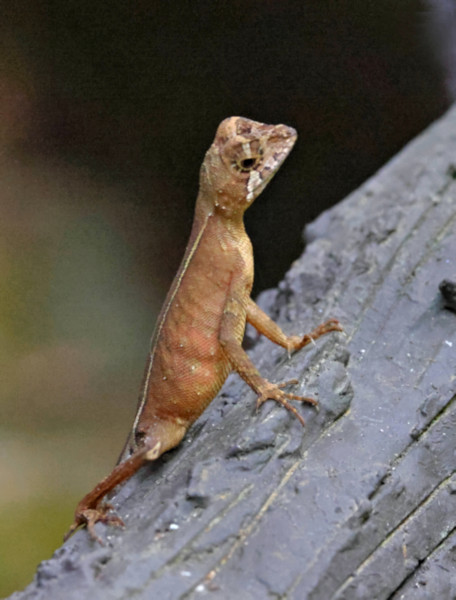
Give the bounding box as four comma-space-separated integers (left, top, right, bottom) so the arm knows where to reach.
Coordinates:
10, 105, 456, 600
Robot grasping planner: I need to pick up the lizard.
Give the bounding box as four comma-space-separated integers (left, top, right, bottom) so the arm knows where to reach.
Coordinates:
64, 116, 342, 543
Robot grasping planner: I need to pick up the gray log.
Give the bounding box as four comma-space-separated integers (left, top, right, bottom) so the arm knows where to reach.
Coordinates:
10, 105, 456, 600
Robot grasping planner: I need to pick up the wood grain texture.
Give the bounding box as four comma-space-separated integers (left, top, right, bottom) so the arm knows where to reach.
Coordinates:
10, 106, 456, 600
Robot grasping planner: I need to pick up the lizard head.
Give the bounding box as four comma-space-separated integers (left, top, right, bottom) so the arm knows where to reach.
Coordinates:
199, 116, 297, 217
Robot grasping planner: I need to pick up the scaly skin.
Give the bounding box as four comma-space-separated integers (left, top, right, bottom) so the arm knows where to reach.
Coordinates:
64, 117, 342, 543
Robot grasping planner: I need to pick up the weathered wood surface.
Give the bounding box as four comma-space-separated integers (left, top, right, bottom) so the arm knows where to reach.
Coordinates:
10, 106, 456, 600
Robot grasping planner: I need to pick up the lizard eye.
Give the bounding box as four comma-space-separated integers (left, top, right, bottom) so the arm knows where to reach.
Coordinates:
234, 155, 261, 172
239, 157, 258, 171
226, 140, 263, 173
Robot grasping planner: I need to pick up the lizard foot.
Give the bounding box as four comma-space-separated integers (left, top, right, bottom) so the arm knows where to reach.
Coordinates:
288, 318, 343, 352
256, 380, 317, 427
64, 504, 125, 544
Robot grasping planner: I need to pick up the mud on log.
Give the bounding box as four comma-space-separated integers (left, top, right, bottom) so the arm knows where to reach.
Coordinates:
10, 106, 456, 600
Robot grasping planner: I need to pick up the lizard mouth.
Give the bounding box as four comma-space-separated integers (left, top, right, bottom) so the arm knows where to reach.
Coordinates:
209, 116, 298, 206
242, 125, 297, 201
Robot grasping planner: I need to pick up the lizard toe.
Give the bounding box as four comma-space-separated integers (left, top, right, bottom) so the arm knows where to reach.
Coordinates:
64, 506, 125, 545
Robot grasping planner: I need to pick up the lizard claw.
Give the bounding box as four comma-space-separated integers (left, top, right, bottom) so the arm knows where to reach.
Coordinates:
295, 318, 343, 350
64, 505, 125, 545
255, 380, 318, 427
277, 378, 299, 387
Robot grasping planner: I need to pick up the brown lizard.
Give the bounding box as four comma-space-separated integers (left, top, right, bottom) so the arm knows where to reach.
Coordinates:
65, 116, 342, 543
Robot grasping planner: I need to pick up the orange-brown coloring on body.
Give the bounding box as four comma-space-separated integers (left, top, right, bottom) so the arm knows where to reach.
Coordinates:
65, 117, 342, 543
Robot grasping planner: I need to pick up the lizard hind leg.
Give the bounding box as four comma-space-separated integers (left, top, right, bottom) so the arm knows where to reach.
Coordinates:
64, 442, 161, 544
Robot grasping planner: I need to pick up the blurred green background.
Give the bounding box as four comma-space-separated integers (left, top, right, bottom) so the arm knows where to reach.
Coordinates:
0, 149, 165, 594
0, 1, 453, 595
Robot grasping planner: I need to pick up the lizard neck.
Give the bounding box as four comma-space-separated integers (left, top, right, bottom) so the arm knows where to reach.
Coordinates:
195, 189, 247, 228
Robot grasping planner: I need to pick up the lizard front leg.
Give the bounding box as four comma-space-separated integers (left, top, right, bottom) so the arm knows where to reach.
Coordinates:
220, 295, 317, 426
246, 297, 342, 353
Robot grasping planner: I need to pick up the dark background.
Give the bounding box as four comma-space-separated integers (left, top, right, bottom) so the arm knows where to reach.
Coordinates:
0, 0, 454, 595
